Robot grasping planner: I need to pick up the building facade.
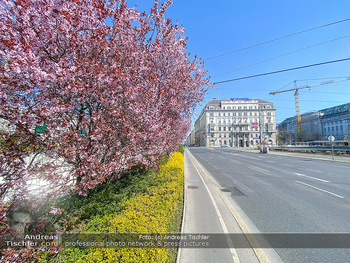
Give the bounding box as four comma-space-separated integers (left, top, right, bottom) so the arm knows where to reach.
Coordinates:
192, 98, 277, 147
277, 112, 323, 144
278, 102, 350, 143
320, 103, 350, 140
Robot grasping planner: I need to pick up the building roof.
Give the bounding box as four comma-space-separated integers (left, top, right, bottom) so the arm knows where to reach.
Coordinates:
279, 102, 350, 125
319, 102, 350, 116
206, 98, 273, 104
279, 116, 294, 125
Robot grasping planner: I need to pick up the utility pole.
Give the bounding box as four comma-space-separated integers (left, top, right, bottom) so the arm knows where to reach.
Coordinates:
259, 106, 263, 146
294, 80, 302, 142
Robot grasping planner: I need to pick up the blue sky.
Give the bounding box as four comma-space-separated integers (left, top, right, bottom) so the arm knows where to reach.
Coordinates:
130, 0, 350, 125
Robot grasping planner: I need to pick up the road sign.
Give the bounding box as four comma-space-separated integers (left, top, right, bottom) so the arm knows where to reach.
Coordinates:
328, 136, 335, 142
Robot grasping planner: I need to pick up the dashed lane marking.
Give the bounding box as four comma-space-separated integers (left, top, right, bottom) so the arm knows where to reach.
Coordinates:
296, 181, 344, 199
294, 172, 330, 183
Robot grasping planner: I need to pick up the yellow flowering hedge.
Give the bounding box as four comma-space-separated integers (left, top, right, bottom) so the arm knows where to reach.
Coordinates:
60, 152, 184, 263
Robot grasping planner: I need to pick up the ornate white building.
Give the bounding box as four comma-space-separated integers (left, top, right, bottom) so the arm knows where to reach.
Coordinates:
192, 98, 277, 147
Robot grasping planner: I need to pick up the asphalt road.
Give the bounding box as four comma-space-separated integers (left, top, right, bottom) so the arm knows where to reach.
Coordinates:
187, 147, 350, 263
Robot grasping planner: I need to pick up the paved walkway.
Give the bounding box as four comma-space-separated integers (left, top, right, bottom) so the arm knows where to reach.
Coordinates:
177, 149, 282, 263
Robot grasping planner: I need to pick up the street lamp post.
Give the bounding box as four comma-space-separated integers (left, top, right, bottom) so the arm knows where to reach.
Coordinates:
259, 106, 263, 147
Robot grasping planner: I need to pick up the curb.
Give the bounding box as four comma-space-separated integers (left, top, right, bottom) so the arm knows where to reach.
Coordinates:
176, 151, 188, 263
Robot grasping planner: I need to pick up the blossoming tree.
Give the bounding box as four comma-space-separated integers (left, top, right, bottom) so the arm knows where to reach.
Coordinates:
0, 1, 209, 256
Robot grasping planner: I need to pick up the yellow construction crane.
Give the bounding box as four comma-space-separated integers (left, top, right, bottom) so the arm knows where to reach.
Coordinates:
269, 77, 350, 142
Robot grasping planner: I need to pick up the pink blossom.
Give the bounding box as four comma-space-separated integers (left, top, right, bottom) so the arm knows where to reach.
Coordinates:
49, 204, 64, 215
0, 0, 211, 203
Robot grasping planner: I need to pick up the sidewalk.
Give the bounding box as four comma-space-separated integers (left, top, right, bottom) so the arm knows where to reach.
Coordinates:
229, 147, 350, 164
177, 149, 280, 263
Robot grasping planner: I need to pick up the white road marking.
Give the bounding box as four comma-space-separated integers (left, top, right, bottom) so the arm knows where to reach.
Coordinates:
294, 172, 330, 183
296, 181, 344, 199
250, 165, 270, 174
244, 156, 260, 160
281, 164, 293, 167
305, 168, 322, 173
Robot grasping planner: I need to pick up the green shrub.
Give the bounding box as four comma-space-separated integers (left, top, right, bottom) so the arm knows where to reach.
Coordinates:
39, 152, 184, 262
178, 144, 184, 155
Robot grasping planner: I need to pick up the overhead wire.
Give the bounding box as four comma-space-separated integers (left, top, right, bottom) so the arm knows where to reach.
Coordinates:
211, 86, 350, 94
204, 18, 350, 61
212, 34, 350, 78
213, 57, 350, 85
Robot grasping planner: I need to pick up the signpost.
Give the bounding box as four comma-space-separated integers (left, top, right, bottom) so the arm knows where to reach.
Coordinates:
328, 136, 335, 161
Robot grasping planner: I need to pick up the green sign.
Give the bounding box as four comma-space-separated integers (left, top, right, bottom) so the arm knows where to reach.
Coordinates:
35, 124, 47, 134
